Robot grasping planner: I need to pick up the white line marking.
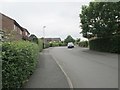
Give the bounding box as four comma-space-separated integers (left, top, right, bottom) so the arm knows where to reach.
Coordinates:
50, 52, 74, 90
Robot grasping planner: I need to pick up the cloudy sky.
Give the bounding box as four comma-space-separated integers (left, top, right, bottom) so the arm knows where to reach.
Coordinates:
0, 0, 91, 40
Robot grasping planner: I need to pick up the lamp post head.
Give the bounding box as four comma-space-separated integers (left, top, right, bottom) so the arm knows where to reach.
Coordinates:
43, 26, 46, 28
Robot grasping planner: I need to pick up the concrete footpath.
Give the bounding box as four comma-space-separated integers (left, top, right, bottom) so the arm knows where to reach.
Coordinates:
24, 48, 70, 88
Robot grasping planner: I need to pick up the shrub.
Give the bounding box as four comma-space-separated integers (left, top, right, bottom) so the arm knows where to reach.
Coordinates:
38, 39, 43, 52
2, 41, 39, 88
50, 42, 59, 47
89, 35, 120, 53
79, 41, 88, 47
59, 42, 66, 46
44, 43, 50, 48
29, 34, 39, 44
49, 42, 66, 47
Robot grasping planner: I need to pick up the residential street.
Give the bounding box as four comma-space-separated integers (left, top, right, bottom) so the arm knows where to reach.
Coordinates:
24, 46, 118, 88
50, 46, 118, 88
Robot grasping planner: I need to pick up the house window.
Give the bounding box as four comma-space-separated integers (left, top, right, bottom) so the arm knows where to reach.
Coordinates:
25, 32, 28, 36
14, 25, 16, 31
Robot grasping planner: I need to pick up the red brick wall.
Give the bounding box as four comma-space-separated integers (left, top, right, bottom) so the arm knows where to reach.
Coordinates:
2, 14, 23, 41
2, 14, 14, 33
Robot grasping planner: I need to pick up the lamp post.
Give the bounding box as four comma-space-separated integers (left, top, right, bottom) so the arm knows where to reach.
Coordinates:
43, 26, 46, 49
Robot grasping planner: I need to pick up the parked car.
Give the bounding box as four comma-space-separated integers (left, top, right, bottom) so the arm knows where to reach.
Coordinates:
67, 42, 74, 48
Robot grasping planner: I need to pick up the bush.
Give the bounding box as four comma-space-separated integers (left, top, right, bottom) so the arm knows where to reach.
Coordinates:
79, 41, 88, 47
59, 42, 66, 46
49, 42, 66, 47
29, 34, 39, 44
44, 43, 50, 48
38, 39, 43, 52
2, 41, 39, 88
49, 42, 59, 47
89, 35, 120, 53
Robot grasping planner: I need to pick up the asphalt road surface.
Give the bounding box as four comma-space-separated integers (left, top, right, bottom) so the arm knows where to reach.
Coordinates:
49, 46, 118, 88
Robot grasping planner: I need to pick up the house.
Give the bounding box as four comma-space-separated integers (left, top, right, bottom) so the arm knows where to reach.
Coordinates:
22, 28, 30, 37
0, 12, 30, 41
22, 28, 30, 40
44, 38, 61, 43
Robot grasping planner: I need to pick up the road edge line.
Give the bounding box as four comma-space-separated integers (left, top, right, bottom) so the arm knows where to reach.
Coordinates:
50, 53, 74, 89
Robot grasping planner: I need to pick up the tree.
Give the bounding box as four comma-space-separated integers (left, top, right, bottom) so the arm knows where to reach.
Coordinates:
80, 2, 120, 38
64, 35, 75, 44
76, 38, 80, 42
29, 34, 39, 44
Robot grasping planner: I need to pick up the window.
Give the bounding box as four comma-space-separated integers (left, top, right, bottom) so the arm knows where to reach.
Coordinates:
20, 30, 22, 35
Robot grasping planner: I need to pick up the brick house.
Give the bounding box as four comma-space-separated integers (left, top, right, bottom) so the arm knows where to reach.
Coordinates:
22, 28, 30, 37
44, 38, 61, 43
0, 13, 30, 41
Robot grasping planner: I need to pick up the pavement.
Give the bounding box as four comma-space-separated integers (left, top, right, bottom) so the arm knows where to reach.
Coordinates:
24, 48, 70, 88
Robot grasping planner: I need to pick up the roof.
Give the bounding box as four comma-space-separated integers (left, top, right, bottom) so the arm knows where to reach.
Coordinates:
22, 27, 30, 34
0, 12, 14, 21
14, 20, 24, 31
0, 12, 30, 34
45, 38, 61, 42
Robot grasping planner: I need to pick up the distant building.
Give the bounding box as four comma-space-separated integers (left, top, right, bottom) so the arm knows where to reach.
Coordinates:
44, 38, 61, 43
0, 12, 30, 41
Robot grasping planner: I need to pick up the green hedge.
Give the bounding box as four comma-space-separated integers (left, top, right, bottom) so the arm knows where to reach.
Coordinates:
79, 41, 88, 47
2, 41, 39, 88
49, 42, 66, 47
89, 35, 120, 53
38, 39, 43, 52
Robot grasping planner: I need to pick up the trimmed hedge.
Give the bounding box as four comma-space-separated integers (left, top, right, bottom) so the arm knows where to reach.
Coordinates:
79, 41, 88, 47
38, 39, 43, 52
49, 42, 66, 47
2, 41, 39, 88
89, 35, 120, 53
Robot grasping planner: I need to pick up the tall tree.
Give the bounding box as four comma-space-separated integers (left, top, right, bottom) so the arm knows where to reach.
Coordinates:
64, 35, 75, 44
29, 34, 39, 44
80, 1, 120, 38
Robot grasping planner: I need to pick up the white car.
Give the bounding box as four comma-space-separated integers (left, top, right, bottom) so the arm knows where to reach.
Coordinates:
67, 42, 74, 48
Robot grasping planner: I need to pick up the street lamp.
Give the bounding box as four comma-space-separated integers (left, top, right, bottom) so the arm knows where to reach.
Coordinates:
43, 26, 46, 49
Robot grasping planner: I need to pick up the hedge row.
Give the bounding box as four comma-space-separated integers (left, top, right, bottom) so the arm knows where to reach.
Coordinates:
89, 35, 120, 53
38, 39, 43, 52
49, 42, 66, 47
2, 41, 39, 88
79, 41, 88, 47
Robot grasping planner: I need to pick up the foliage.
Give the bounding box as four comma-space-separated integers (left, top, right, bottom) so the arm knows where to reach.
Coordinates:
38, 39, 43, 52
75, 38, 81, 45
64, 35, 75, 44
79, 41, 88, 47
49, 42, 59, 47
2, 41, 39, 88
58, 41, 66, 46
49, 41, 66, 47
29, 34, 39, 44
89, 35, 120, 53
80, 2, 120, 38
2, 29, 22, 41
44, 43, 50, 48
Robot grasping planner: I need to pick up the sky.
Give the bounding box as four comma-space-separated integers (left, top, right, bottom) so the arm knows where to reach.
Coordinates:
0, 0, 91, 41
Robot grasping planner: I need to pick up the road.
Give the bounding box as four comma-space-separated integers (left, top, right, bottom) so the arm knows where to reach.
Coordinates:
49, 46, 118, 88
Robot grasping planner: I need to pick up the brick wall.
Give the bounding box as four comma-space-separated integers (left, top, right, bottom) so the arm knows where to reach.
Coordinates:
2, 14, 14, 33
1, 13, 23, 41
